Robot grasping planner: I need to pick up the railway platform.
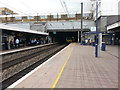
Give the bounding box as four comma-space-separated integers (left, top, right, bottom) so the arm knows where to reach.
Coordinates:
8, 43, 118, 88
0, 43, 53, 55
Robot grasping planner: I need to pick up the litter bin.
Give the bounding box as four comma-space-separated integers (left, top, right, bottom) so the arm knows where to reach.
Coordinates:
82, 41, 86, 45
92, 42, 95, 46
101, 42, 106, 51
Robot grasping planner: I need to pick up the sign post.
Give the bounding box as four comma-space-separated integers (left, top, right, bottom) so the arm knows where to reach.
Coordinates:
80, 2, 83, 44
95, 0, 99, 57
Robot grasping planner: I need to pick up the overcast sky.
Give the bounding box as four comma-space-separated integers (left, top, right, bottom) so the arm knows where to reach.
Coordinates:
0, 0, 92, 15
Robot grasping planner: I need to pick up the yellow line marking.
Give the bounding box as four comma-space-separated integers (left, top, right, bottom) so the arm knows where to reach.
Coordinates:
51, 44, 74, 89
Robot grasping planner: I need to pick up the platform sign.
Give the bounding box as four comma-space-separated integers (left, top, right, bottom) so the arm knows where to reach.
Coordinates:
91, 27, 96, 32
53, 32, 56, 34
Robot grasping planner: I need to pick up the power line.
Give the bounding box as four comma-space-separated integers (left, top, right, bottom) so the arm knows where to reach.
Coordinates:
59, 0, 74, 34
59, 0, 71, 18
62, 0, 69, 14
17, 0, 38, 14
59, 0, 67, 13
0, 1, 30, 16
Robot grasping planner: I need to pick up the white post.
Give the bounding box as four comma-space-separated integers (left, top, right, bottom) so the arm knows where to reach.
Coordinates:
99, 33, 102, 49
98, 33, 102, 56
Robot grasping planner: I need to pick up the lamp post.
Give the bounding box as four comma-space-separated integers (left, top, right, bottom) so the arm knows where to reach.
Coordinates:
78, 2, 83, 43
50, 13, 51, 21
57, 13, 58, 21
5, 11, 8, 24
80, 2, 83, 44
95, 0, 99, 57
36, 13, 38, 22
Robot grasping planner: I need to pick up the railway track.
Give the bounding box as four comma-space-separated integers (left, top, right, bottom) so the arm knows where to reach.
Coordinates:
0, 43, 68, 89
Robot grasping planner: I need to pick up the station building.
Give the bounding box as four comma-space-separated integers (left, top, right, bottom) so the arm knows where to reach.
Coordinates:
0, 24, 48, 50
107, 17, 120, 45
1, 0, 119, 45
0, 7, 95, 44
91, 0, 120, 45
0, 12, 93, 23
0, 7, 15, 15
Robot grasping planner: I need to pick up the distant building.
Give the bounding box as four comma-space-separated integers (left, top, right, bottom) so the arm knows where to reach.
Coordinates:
0, 7, 18, 23
0, 7, 17, 15
91, 0, 119, 32
0, 12, 93, 23
91, 0, 120, 45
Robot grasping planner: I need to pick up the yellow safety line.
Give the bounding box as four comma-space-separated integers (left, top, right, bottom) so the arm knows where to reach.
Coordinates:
51, 44, 74, 89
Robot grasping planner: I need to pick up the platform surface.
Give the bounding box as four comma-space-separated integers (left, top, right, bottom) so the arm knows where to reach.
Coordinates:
0, 43, 53, 55
8, 43, 118, 88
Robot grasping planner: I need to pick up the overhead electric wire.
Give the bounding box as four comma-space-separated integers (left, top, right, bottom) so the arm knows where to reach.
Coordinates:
59, 0, 70, 16
62, 0, 69, 14
59, 0, 74, 29
17, 0, 38, 14
0, 1, 30, 16
59, 0, 66, 13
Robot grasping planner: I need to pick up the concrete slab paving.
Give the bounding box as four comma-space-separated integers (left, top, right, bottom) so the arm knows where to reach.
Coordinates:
56, 43, 118, 88
8, 43, 118, 88
10, 43, 74, 88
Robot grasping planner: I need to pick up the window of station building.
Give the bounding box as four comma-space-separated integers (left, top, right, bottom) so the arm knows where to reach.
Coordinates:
67, 14, 75, 18
53, 15, 61, 18
83, 13, 91, 17
83, 13, 87, 17
28, 16, 34, 19
40, 15, 47, 19
1, 11, 6, 15
22, 16, 27, 19
15, 16, 22, 20
5, 12, 11, 15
